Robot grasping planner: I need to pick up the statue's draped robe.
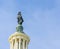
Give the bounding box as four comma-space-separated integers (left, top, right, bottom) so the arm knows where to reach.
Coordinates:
17, 16, 24, 25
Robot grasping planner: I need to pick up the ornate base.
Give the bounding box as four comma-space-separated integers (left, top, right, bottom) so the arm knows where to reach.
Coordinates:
16, 24, 23, 33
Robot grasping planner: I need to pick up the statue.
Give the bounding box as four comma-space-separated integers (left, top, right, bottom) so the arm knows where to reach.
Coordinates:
16, 12, 24, 33
17, 12, 24, 25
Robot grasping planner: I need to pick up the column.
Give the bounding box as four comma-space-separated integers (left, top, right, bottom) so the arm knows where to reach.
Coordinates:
26, 41, 28, 49
11, 40, 14, 49
13, 40, 15, 49
19, 38, 21, 49
21, 39, 23, 49
15, 38, 18, 49
23, 40, 25, 49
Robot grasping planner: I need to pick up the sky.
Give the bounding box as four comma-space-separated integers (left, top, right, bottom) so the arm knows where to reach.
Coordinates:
0, 0, 60, 49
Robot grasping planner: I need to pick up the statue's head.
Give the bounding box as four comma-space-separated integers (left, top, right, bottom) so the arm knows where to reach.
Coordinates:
18, 12, 21, 16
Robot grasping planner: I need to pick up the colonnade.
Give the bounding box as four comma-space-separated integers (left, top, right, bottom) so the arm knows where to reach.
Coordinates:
10, 38, 28, 49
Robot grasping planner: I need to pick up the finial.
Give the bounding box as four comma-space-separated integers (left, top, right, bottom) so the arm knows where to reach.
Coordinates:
16, 11, 24, 33
17, 12, 24, 25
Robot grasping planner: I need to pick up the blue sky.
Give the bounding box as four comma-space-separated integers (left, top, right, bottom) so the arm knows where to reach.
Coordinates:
0, 0, 60, 49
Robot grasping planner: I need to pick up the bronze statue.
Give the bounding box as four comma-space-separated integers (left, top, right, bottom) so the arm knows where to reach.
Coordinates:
16, 12, 24, 33
17, 12, 24, 25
